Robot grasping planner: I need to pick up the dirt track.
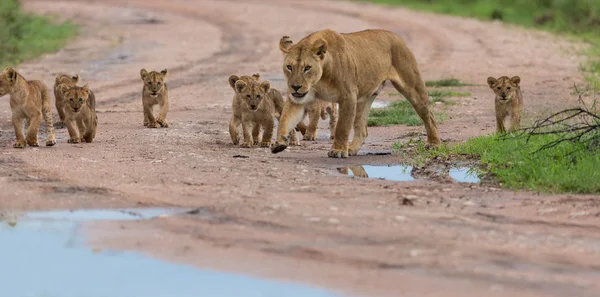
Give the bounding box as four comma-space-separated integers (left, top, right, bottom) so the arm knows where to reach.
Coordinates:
2, 0, 600, 296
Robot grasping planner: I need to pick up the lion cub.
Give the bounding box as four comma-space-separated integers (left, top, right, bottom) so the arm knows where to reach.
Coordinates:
487, 75, 523, 133
140, 69, 169, 128
0, 67, 56, 148
304, 100, 338, 140
59, 84, 98, 143
228, 73, 301, 148
54, 73, 80, 127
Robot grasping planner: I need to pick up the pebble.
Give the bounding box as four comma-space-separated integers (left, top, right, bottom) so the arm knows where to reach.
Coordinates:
308, 217, 321, 223
328, 218, 340, 224
395, 215, 407, 222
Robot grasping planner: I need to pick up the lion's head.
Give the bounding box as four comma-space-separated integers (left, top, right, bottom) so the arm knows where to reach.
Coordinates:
140, 69, 168, 98
55, 74, 79, 89
487, 76, 520, 102
279, 35, 328, 104
61, 84, 91, 113
229, 74, 270, 112
0, 67, 19, 97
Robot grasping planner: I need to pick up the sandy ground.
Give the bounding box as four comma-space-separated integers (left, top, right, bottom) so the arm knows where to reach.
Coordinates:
1, 0, 600, 296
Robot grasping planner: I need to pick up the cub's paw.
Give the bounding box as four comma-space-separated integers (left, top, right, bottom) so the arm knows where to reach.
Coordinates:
260, 141, 271, 148
26, 140, 39, 147
303, 134, 316, 141
46, 140, 56, 147
270, 142, 287, 154
240, 141, 253, 148
157, 119, 169, 128
13, 142, 25, 149
289, 138, 300, 146
232, 140, 239, 145
253, 140, 260, 146
83, 137, 94, 143
68, 138, 81, 144
143, 122, 149, 127
348, 147, 360, 156
147, 122, 159, 128
328, 149, 348, 159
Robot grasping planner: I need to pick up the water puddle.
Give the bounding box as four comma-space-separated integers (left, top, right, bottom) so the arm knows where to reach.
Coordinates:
371, 100, 389, 109
337, 165, 481, 183
0, 208, 348, 297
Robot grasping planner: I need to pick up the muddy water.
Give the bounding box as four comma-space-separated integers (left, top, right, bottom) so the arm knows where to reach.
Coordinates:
337, 165, 480, 183
0, 208, 349, 297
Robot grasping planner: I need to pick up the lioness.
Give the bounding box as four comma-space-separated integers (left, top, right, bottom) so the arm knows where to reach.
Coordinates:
0, 67, 56, 148
487, 75, 523, 133
228, 73, 302, 147
271, 29, 440, 158
59, 84, 98, 143
140, 69, 169, 128
54, 73, 79, 127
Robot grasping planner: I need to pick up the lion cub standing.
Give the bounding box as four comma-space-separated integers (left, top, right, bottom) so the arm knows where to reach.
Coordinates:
227, 73, 301, 148
140, 69, 169, 128
54, 74, 80, 127
487, 75, 523, 133
59, 84, 98, 143
0, 67, 56, 148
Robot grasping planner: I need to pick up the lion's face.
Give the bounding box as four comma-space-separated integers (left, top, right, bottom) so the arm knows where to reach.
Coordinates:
231, 77, 270, 112
55, 74, 79, 90
140, 69, 168, 98
62, 84, 91, 113
279, 36, 328, 104
0, 67, 18, 97
487, 76, 520, 101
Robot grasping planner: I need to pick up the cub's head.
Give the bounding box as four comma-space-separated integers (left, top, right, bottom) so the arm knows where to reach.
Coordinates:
279, 35, 327, 104
55, 74, 79, 89
140, 69, 168, 97
0, 67, 20, 97
228, 74, 270, 111
61, 84, 91, 113
487, 76, 520, 101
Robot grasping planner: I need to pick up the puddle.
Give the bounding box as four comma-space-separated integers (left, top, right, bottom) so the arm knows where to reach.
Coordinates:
371, 100, 389, 109
337, 165, 480, 183
0, 208, 348, 297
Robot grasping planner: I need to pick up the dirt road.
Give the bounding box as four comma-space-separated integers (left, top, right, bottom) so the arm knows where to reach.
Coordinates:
2, 0, 600, 296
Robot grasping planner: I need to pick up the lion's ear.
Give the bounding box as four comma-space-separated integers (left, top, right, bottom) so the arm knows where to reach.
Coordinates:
59, 84, 70, 95
259, 80, 270, 93
5, 67, 18, 83
234, 80, 247, 94
228, 75, 240, 89
487, 77, 497, 88
72, 74, 79, 83
313, 38, 328, 60
279, 36, 294, 54
510, 76, 521, 86
252, 73, 261, 80
140, 69, 148, 80
82, 84, 90, 95
160, 69, 168, 78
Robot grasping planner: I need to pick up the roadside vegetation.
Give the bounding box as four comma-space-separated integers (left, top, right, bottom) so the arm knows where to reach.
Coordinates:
0, 0, 77, 69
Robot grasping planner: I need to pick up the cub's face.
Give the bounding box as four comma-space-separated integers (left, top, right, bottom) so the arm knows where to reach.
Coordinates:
55, 74, 79, 90
487, 76, 521, 101
232, 78, 270, 112
0, 67, 19, 97
140, 69, 168, 97
62, 84, 91, 113
279, 36, 327, 104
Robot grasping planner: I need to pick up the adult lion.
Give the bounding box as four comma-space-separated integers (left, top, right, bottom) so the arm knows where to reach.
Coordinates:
271, 29, 440, 158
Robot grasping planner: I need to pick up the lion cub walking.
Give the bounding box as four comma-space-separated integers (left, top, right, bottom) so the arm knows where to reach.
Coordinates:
0, 67, 56, 148
54, 74, 80, 127
487, 75, 523, 133
59, 83, 98, 143
140, 69, 169, 128
227, 73, 301, 148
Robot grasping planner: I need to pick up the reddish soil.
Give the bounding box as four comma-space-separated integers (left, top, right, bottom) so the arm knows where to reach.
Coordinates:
2, 1, 599, 297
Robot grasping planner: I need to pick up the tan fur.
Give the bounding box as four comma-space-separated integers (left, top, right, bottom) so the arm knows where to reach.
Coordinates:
140, 69, 169, 128
304, 100, 338, 140
272, 29, 440, 158
487, 75, 523, 133
60, 84, 98, 143
228, 73, 302, 148
0, 67, 56, 148
54, 73, 80, 126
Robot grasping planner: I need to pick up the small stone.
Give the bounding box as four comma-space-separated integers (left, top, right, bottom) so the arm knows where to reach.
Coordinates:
328, 218, 340, 224
538, 208, 558, 214
308, 217, 321, 223
329, 206, 339, 212
403, 194, 418, 200
462, 201, 476, 206
395, 215, 407, 222
570, 211, 591, 218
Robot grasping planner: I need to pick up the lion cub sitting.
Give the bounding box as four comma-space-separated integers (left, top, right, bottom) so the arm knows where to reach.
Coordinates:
487, 75, 523, 133
0, 67, 56, 148
140, 69, 169, 128
59, 84, 98, 143
228, 73, 301, 148
54, 73, 80, 128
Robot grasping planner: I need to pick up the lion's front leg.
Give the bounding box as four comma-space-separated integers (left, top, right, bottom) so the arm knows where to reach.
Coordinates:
329, 96, 356, 158
348, 97, 375, 156
271, 100, 306, 154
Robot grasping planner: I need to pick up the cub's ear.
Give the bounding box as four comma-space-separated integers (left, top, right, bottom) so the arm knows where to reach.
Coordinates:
487, 77, 497, 88
72, 74, 80, 82
160, 69, 168, 77
140, 69, 148, 80
259, 80, 270, 93
510, 75, 521, 85
234, 80, 247, 94
228, 75, 240, 89
279, 36, 294, 54
59, 84, 71, 95
82, 83, 90, 95
312, 38, 328, 60
252, 73, 261, 80
5, 67, 18, 83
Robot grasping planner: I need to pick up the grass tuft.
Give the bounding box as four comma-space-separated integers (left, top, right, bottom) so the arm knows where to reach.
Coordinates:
425, 78, 469, 87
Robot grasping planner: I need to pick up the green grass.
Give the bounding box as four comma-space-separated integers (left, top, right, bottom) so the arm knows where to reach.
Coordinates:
426, 78, 469, 87
365, 0, 600, 85
0, 0, 78, 68
394, 134, 600, 194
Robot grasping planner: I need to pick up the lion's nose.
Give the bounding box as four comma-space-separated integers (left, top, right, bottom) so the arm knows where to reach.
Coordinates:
291, 85, 302, 92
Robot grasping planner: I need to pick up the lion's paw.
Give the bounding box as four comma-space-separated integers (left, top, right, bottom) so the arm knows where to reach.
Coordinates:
240, 142, 253, 148
328, 149, 348, 159
260, 141, 271, 148
68, 138, 80, 144
13, 142, 25, 149
303, 134, 316, 141
147, 122, 159, 128
46, 140, 56, 147
157, 119, 169, 128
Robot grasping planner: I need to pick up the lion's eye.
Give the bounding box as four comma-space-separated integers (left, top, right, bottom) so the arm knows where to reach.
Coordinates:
304, 66, 311, 72
70, 98, 74, 103
79, 98, 83, 103
147, 81, 152, 85
157, 82, 161, 86
256, 95, 261, 99
497, 87, 501, 90
246, 95, 251, 99
286, 65, 292, 71
507, 87, 511, 90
